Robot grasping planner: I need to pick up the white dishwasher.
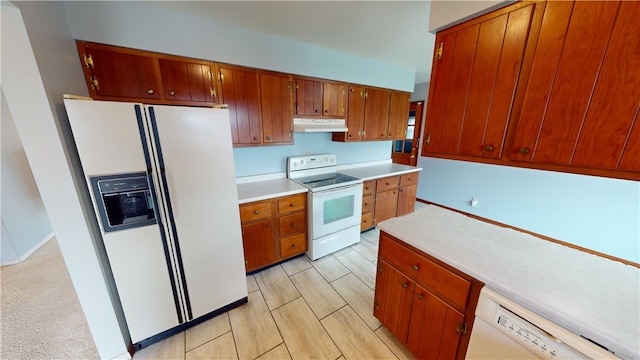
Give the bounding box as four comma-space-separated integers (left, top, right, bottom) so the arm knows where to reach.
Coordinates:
466, 287, 619, 359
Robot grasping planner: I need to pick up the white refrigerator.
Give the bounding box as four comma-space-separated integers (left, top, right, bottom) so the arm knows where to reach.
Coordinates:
63, 99, 248, 347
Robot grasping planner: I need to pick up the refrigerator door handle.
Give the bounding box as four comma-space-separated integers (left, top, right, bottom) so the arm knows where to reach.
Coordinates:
135, 105, 186, 324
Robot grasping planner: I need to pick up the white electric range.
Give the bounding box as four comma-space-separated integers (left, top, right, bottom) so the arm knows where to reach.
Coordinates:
287, 154, 363, 260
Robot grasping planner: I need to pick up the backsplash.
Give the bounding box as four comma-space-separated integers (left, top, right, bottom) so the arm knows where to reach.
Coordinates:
233, 133, 392, 177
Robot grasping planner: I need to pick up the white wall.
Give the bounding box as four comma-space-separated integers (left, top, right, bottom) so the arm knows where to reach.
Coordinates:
2, 2, 129, 358
429, 1, 510, 32
415, 158, 640, 263
64, 1, 415, 92
1, 91, 53, 264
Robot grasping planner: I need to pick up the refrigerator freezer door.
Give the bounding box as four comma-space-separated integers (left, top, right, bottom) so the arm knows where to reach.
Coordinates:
144, 105, 247, 320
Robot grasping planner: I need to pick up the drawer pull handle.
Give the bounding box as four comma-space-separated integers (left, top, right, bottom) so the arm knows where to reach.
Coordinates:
290, 203, 295, 207
292, 243, 296, 248
253, 210, 259, 214
147, 89, 154, 94
291, 223, 296, 227
412, 264, 419, 271
519, 147, 530, 155
169, 90, 175, 96
402, 282, 408, 288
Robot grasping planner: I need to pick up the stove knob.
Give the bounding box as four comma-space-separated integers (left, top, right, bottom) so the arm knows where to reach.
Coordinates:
300, 159, 305, 165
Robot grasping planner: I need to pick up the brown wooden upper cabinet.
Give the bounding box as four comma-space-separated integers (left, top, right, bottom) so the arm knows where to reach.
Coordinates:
158, 58, 218, 106
333, 85, 410, 142
259, 71, 294, 145
216, 63, 262, 145
76, 41, 217, 107
76, 41, 162, 101
422, 1, 536, 159
216, 63, 293, 146
294, 76, 347, 118
509, 0, 640, 173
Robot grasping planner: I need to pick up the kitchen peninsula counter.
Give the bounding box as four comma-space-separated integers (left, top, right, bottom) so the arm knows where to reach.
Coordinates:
377, 205, 639, 359
339, 162, 421, 180
236, 178, 307, 204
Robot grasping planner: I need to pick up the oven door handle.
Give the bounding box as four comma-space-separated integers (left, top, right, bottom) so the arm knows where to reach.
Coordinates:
313, 183, 363, 196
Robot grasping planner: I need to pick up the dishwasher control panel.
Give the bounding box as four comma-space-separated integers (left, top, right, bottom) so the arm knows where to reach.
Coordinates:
494, 307, 567, 359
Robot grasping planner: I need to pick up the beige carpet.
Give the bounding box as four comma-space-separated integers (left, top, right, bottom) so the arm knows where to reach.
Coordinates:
1, 238, 99, 359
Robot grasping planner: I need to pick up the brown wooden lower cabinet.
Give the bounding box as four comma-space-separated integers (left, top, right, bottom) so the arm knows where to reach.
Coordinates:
239, 193, 307, 273
361, 172, 420, 232
375, 232, 483, 359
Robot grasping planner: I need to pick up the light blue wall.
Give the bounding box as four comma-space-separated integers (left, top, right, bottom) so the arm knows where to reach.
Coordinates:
416, 157, 640, 263
64, 1, 415, 92
234, 133, 392, 177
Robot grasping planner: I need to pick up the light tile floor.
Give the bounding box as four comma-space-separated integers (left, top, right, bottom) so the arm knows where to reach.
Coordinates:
133, 212, 426, 360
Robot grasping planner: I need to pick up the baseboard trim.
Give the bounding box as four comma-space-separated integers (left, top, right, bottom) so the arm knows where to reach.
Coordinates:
1, 232, 55, 267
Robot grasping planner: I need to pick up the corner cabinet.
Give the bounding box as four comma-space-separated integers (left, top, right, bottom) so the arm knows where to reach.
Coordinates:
239, 193, 307, 273
360, 172, 419, 232
375, 232, 483, 359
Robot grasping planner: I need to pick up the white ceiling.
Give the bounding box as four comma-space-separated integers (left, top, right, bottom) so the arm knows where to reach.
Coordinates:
148, 1, 435, 84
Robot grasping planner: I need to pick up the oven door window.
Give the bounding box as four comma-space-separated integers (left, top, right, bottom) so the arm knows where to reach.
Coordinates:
324, 195, 355, 224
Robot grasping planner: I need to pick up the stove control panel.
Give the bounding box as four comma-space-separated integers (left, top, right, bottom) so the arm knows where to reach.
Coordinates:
288, 154, 336, 171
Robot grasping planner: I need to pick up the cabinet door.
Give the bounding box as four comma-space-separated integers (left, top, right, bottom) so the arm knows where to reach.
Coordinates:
217, 64, 262, 145
374, 188, 398, 225
397, 184, 417, 217
422, 3, 534, 158
295, 78, 322, 116
158, 59, 215, 104
406, 284, 465, 359
374, 261, 414, 342
260, 72, 293, 144
363, 87, 391, 140
387, 91, 411, 140
511, 1, 636, 169
345, 85, 366, 140
78, 42, 161, 100
242, 219, 276, 273
323, 81, 347, 117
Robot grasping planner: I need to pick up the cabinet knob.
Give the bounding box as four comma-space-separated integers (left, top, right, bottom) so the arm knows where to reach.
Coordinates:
266, 136, 271, 141
412, 264, 419, 271
484, 144, 494, 152
290, 203, 295, 207
402, 282, 408, 288
417, 293, 424, 300
315, 109, 319, 113
292, 243, 296, 248
169, 90, 175, 96
253, 210, 259, 214
147, 89, 154, 94
519, 147, 530, 155
291, 223, 296, 227
253, 136, 258, 141
266, 223, 271, 228
324, 109, 328, 113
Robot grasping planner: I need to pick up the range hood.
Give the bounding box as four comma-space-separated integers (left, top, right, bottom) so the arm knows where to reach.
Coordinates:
293, 118, 348, 133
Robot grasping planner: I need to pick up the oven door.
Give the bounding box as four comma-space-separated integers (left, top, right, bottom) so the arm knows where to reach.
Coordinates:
310, 183, 363, 239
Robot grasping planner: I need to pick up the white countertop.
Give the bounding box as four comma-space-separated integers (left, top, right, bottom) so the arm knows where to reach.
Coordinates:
378, 205, 640, 360
339, 163, 422, 181
237, 178, 308, 204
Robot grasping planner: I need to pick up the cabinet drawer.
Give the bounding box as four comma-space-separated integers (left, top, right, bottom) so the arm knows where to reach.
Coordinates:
279, 212, 306, 237
363, 180, 375, 195
240, 201, 273, 222
376, 176, 399, 192
379, 233, 471, 311
362, 194, 373, 214
280, 232, 307, 258
278, 193, 306, 215
361, 212, 373, 231
400, 173, 419, 187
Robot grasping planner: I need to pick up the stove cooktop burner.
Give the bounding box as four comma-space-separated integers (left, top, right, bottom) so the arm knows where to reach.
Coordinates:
295, 172, 360, 190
